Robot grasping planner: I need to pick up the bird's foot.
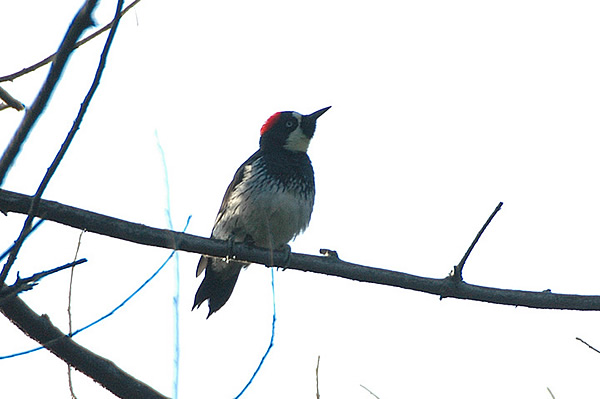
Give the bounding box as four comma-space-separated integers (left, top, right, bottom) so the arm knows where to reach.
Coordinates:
319, 248, 339, 260
225, 237, 236, 263
278, 244, 292, 270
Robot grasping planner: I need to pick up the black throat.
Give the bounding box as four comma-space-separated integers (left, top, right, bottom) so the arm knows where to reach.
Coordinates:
260, 149, 315, 193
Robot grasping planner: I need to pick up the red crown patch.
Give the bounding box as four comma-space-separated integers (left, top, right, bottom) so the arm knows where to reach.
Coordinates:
260, 112, 281, 136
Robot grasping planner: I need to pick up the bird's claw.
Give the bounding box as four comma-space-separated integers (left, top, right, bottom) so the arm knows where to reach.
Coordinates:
278, 244, 292, 270
225, 237, 236, 263
319, 248, 339, 260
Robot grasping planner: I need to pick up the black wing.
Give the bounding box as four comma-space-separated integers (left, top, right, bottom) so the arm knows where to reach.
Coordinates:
196, 150, 261, 277
211, 150, 261, 231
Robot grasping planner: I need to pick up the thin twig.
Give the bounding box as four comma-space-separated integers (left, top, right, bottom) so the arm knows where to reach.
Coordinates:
0, 219, 44, 263
154, 131, 180, 399
452, 202, 503, 281
576, 337, 600, 354
0, 1, 98, 185
0, 0, 124, 288
316, 355, 321, 399
67, 230, 85, 399
0, 259, 87, 304
233, 268, 277, 398
0, 86, 24, 111
547, 387, 556, 399
360, 384, 381, 399
0, 0, 143, 83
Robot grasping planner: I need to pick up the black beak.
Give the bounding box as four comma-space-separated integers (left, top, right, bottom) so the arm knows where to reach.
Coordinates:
306, 106, 331, 122
301, 106, 331, 138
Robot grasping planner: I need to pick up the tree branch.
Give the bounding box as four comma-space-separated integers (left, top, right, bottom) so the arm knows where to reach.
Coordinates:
2, 188, 600, 311
576, 337, 600, 355
315, 355, 321, 399
0, 0, 98, 185
0, 0, 124, 288
0, 259, 87, 304
0, 0, 143, 83
360, 384, 381, 399
0, 291, 169, 399
0, 86, 25, 111
0, 3, 163, 397
452, 202, 503, 281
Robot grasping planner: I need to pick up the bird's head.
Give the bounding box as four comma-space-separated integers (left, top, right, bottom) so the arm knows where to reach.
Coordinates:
259, 106, 331, 153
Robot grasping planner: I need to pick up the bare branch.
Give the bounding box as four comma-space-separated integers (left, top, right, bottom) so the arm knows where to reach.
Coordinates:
0, 4, 156, 396
316, 355, 321, 399
0, 259, 87, 304
576, 337, 600, 355
0, 0, 98, 185
452, 202, 503, 281
67, 230, 85, 399
0, 86, 24, 111
0, 0, 143, 83
360, 384, 381, 399
0, 219, 44, 261
0, 0, 124, 288
2, 188, 600, 311
0, 291, 169, 398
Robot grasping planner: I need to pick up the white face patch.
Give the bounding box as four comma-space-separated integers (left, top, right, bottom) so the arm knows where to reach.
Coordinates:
283, 112, 310, 152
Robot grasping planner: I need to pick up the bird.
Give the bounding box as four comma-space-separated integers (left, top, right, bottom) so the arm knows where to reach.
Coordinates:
193, 106, 331, 318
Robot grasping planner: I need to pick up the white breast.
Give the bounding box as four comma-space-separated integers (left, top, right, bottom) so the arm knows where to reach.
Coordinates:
212, 163, 314, 250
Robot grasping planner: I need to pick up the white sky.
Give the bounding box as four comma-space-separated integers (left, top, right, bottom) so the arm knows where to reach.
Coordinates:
1, 0, 600, 398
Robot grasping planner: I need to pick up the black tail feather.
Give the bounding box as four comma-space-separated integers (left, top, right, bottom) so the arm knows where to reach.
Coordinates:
193, 257, 243, 318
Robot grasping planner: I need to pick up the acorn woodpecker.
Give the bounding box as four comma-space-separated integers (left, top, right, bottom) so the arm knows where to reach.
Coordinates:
193, 106, 331, 318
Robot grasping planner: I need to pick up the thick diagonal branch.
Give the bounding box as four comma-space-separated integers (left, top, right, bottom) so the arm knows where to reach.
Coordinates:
2, 188, 600, 311
0, 291, 169, 398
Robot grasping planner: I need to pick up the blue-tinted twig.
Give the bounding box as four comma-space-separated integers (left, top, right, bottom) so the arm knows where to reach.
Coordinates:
234, 268, 277, 398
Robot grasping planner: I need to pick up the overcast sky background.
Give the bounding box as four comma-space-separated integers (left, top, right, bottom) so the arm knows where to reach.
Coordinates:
1, 0, 600, 398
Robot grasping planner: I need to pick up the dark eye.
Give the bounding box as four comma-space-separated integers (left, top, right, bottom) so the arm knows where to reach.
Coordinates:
285, 121, 294, 128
